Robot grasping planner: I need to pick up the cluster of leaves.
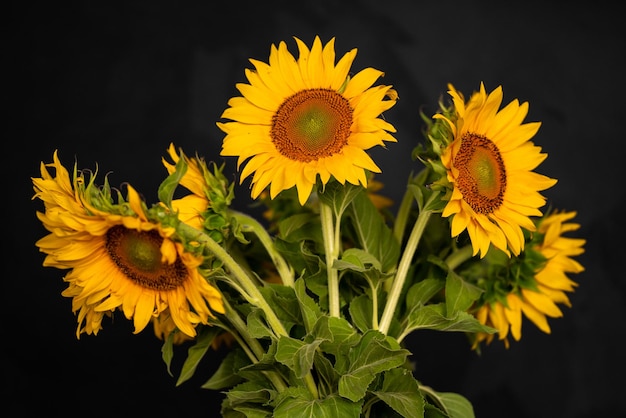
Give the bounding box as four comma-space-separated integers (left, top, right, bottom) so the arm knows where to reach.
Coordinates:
160, 173, 493, 417
164, 279, 477, 418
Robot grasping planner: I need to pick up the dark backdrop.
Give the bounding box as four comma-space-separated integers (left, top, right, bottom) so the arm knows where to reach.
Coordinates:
9, 1, 625, 417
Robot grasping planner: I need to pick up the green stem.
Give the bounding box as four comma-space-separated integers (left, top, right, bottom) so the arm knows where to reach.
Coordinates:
177, 222, 319, 399
379, 201, 434, 335
392, 185, 415, 245
231, 211, 294, 287
444, 245, 474, 271
320, 200, 340, 317
386, 186, 415, 294
177, 222, 287, 338
371, 282, 380, 330
222, 299, 288, 392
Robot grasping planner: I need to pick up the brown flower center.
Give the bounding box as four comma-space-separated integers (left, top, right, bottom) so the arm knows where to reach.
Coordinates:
105, 225, 187, 291
453, 133, 506, 214
271, 88, 353, 162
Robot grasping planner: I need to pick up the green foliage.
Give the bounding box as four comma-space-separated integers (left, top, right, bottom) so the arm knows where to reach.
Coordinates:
176, 326, 222, 386
164, 268, 477, 417
33, 48, 585, 418
156, 173, 487, 417
345, 189, 400, 273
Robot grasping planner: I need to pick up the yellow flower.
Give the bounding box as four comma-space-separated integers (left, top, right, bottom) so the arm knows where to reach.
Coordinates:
152, 311, 235, 350
218, 36, 398, 205
152, 309, 194, 345
33, 152, 224, 338
435, 83, 557, 258
472, 211, 585, 349
162, 143, 210, 230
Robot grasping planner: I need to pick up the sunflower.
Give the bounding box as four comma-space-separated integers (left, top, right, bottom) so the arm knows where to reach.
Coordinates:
162, 143, 237, 246
434, 83, 557, 258
471, 210, 585, 349
218, 35, 398, 205
153, 309, 194, 345
33, 151, 224, 338
162, 143, 210, 230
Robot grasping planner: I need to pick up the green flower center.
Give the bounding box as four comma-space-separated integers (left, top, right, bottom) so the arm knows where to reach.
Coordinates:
271, 88, 353, 162
454, 133, 506, 214
105, 225, 187, 290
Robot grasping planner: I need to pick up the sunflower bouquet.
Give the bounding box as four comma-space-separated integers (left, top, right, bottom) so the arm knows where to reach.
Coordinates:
32, 36, 585, 418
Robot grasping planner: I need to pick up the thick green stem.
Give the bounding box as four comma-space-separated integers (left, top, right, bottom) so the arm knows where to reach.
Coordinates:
177, 222, 288, 337
392, 186, 415, 245
379, 207, 433, 335
177, 222, 319, 399
386, 186, 415, 294
444, 245, 474, 271
371, 282, 380, 330
231, 211, 294, 287
320, 201, 340, 317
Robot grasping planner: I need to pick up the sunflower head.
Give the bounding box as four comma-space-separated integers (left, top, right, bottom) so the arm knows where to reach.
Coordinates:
429, 83, 557, 258
218, 35, 398, 205
465, 210, 585, 350
161, 143, 245, 246
33, 152, 225, 339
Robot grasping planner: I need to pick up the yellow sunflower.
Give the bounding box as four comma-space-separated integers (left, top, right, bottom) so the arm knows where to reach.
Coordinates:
33, 151, 224, 338
472, 210, 585, 349
153, 312, 236, 349
435, 83, 557, 258
162, 143, 210, 230
218, 35, 398, 205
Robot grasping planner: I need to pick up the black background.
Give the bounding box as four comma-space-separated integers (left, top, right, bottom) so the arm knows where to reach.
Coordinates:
8, 1, 626, 417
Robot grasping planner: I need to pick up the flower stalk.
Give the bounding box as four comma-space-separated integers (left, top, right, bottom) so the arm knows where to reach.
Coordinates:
445, 245, 474, 271
320, 200, 341, 317
177, 221, 288, 336
221, 299, 289, 392
176, 221, 320, 398
379, 193, 436, 335
231, 210, 294, 287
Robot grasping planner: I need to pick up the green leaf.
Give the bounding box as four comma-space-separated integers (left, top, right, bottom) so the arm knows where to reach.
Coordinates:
247, 308, 273, 338
175, 326, 221, 386
317, 180, 362, 219
423, 389, 475, 418
303, 265, 331, 309
423, 404, 448, 418
226, 381, 275, 406
334, 248, 382, 272
348, 294, 374, 333
347, 191, 400, 272
406, 278, 445, 307
275, 336, 322, 379
231, 406, 271, 418
275, 239, 324, 285
294, 277, 324, 333
157, 149, 188, 208
274, 393, 362, 418
312, 352, 340, 396
277, 213, 321, 243
259, 284, 302, 333
201, 348, 248, 390
408, 183, 445, 213
338, 331, 410, 402
237, 341, 288, 382
405, 303, 495, 334
161, 332, 175, 377
311, 316, 360, 359
372, 368, 425, 418
445, 271, 483, 316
